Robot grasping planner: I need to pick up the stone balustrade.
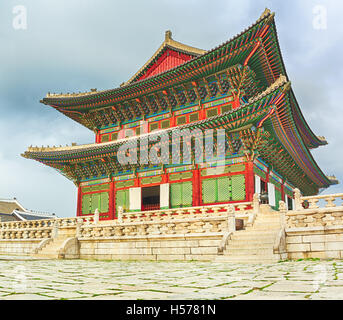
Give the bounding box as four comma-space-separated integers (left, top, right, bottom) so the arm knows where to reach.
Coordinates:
79, 216, 229, 240
286, 190, 343, 228
118, 202, 253, 224
0, 217, 79, 240
300, 193, 343, 209
0, 200, 254, 241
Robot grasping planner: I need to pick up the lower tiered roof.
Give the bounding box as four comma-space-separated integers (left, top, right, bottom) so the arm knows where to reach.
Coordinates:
22, 76, 336, 195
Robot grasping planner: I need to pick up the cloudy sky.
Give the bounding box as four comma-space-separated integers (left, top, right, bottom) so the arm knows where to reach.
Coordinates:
0, 0, 342, 217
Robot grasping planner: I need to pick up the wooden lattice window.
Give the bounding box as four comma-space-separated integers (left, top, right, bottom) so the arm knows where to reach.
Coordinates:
149, 122, 159, 132
81, 192, 109, 214
206, 107, 218, 118
202, 174, 245, 204
115, 189, 130, 214
101, 134, 110, 143
189, 112, 199, 123
221, 104, 232, 114
176, 115, 187, 125
161, 119, 170, 129
111, 132, 118, 141
170, 181, 193, 208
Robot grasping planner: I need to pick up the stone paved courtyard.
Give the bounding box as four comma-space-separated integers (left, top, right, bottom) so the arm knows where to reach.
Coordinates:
0, 256, 343, 300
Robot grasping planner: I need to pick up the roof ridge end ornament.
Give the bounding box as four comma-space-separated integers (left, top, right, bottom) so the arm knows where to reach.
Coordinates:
165, 30, 172, 43
326, 175, 339, 185
259, 8, 272, 20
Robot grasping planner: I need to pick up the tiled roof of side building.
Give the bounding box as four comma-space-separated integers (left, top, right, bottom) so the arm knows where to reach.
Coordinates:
12, 210, 56, 221
0, 199, 26, 214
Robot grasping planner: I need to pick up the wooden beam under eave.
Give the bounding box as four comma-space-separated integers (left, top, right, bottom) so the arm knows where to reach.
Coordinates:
117, 103, 129, 122
171, 88, 181, 106
181, 84, 191, 103
152, 93, 163, 113
143, 96, 153, 115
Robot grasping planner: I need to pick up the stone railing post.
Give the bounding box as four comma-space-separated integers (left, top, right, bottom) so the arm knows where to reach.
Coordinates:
76, 218, 84, 238
253, 193, 260, 215
227, 204, 236, 233
279, 200, 287, 229
118, 206, 123, 224
51, 219, 59, 239
294, 188, 302, 211
94, 208, 99, 225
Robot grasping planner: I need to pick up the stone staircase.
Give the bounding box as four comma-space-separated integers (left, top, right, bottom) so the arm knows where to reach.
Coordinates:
33, 227, 78, 259
215, 205, 283, 264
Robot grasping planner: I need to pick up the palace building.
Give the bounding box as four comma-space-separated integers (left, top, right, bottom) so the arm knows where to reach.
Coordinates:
22, 9, 337, 221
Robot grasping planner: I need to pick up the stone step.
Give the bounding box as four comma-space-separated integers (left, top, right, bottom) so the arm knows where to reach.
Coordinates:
34, 253, 60, 259
231, 234, 276, 241
254, 219, 280, 226
223, 247, 274, 255
233, 230, 277, 236
244, 226, 280, 231
37, 239, 67, 255
227, 241, 274, 249
41, 243, 64, 251
214, 254, 280, 264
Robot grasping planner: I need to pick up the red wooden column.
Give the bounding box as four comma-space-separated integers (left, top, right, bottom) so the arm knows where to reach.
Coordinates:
95, 130, 101, 143
162, 167, 168, 183
281, 179, 285, 202
232, 96, 240, 110
245, 161, 254, 202
192, 165, 201, 207
109, 179, 115, 220
76, 185, 82, 217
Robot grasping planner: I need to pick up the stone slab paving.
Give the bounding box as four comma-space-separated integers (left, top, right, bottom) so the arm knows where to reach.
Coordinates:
0, 255, 343, 300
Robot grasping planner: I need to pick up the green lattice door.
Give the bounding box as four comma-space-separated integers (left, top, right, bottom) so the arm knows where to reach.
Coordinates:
202, 179, 217, 204
274, 188, 282, 210
116, 189, 130, 214
81, 194, 92, 215
81, 192, 109, 214
231, 175, 246, 201
170, 181, 193, 208
217, 176, 231, 202
202, 174, 245, 204
100, 192, 109, 213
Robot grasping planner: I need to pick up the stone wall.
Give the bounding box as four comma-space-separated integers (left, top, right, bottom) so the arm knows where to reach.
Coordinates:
286, 226, 343, 259
284, 191, 343, 260
0, 239, 41, 256
79, 235, 222, 261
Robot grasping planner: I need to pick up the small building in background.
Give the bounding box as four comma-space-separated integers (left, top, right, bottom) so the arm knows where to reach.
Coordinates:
0, 198, 56, 222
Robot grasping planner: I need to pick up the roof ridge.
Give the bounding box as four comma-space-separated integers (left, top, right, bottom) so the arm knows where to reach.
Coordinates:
124, 30, 205, 85
43, 8, 274, 101
248, 74, 288, 104
13, 209, 55, 217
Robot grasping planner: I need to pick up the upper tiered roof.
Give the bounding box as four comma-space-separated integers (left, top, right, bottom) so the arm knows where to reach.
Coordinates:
40, 8, 325, 150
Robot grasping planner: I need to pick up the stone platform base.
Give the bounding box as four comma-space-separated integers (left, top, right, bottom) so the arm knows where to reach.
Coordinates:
79, 235, 222, 261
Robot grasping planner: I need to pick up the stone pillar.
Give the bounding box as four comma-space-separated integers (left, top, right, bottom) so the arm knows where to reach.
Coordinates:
227, 204, 236, 233
253, 193, 260, 215
76, 218, 83, 238
279, 200, 287, 229
294, 188, 302, 211
94, 208, 99, 225
51, 220, 59, 239
118, 206, 123, 224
